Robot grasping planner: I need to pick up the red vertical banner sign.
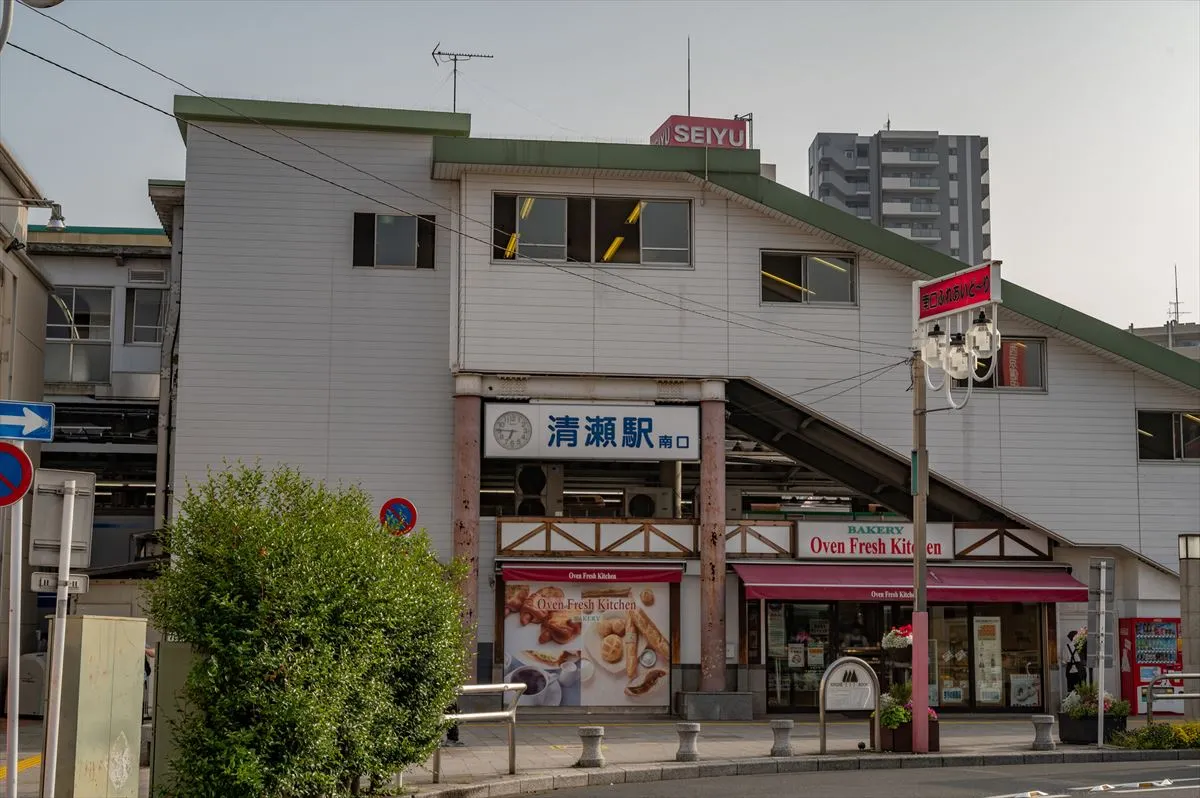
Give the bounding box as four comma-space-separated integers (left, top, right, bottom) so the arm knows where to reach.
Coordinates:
1003, 342, 1026, 387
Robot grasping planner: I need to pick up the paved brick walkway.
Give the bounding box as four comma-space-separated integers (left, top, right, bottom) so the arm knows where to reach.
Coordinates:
402, 716, 1063, 789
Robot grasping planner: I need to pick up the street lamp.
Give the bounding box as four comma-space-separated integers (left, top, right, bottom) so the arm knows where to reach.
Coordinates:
0, 0, 66, 55
1181, 535, 1200, 722
0, 197, 67, 233
908, 260, 1004, 754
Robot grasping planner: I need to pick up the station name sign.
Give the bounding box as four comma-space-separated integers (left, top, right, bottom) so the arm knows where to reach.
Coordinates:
799, 522, 953, 562
916, 261, 1002, 323
484, 402, 700, 462
650, 115, 749, 149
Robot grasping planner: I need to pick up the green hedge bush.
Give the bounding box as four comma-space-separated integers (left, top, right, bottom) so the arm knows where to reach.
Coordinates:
147, 463, 468, 797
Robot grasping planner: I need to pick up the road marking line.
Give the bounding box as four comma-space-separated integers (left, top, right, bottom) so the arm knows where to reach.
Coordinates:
0, 754, 42, 780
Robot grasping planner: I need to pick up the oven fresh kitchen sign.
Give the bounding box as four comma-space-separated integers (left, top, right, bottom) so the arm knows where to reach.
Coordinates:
799, 522, 954, 561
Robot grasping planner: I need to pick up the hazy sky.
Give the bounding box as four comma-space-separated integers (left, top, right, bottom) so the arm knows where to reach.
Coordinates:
1, 0, 1197, 329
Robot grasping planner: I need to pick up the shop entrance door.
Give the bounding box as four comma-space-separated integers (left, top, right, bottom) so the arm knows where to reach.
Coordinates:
765, 602, 832, 710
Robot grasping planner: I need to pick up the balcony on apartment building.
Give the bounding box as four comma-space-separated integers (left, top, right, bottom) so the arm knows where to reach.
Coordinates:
882, 201, 940, 216
881, 176, 939, 191
881, 151, 939, 166
885, 226, 942, 241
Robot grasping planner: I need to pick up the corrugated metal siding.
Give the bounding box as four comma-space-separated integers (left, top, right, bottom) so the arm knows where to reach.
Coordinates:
458, 173, 1199, 570
175, 124, 455, 558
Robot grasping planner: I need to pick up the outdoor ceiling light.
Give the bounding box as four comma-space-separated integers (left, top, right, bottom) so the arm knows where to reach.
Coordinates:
943, 333, 972, 380
968, 310, 997, 358
45, 203, 66, 231
922, 324, 945, 366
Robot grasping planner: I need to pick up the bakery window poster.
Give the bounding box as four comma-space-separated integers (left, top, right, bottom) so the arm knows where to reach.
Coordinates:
503, 581, 670, 707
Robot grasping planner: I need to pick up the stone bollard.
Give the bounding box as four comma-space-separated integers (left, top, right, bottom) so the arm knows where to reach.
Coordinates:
576, 726, 606, 768
676, 722, 701, 762
769, 719, 794, 757
1031, 714, 1056, 751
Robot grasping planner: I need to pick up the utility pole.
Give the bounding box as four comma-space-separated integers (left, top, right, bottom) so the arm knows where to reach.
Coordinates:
431, 44, 493, 113
911, 354, 930, 755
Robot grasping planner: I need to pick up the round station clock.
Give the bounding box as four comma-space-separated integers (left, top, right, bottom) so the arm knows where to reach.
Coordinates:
493, 410, 533, 450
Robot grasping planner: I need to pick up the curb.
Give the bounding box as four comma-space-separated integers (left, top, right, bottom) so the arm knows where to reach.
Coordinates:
414, 748, 1200, 797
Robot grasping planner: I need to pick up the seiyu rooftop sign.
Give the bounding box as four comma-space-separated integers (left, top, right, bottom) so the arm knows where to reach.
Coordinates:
650, 115, 749, 149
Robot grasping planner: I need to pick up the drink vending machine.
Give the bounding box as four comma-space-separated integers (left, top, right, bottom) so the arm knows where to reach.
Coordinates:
1118, 617, 1184, 715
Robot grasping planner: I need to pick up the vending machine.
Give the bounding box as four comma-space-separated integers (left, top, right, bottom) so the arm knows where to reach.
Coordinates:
1118, 617, 1184, 715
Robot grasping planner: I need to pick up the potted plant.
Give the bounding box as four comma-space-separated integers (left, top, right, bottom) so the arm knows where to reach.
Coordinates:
1058, 682, 1130, 744
870, 682, 940, 753
882, 623, 914, 664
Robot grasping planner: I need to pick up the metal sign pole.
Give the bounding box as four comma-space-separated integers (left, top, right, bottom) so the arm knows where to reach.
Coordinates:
5, 441, 24, 798
40, 478, 75, 798
1096, 561, 1106, 749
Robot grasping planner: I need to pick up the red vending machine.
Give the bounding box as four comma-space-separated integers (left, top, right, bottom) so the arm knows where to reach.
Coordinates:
1118, 617, 1184, 715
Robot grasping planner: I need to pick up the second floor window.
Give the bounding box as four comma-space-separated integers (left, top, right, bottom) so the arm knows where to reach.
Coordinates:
126, 288, 166, 344
760, 252, 856, 304
46, 287, 112, 383
492, 194, 692, 266
1138, 411, 1200, 461
952, 338, 1047, 390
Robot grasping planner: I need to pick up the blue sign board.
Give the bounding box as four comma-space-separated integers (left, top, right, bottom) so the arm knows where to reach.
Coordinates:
380, 497, 418, 536
0, 400, 54, 442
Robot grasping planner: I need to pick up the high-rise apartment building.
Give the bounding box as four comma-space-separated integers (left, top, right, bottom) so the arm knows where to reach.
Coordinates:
808, 130, 990, 264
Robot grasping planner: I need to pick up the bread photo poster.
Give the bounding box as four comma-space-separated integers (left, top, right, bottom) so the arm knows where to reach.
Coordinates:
503, 582, 670, 707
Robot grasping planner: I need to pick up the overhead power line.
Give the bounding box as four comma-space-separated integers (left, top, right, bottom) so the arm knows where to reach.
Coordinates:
10, 34, 906, 360
16, 10, 911, 358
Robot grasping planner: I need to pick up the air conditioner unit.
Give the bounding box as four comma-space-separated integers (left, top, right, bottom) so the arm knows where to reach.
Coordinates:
514, 463, 563, 516
623, 487, 673, 519
128, 266, 168, 285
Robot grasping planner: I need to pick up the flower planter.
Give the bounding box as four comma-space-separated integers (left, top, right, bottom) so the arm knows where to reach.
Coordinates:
886, 647, 913, 664
871, 719, 940, 753
1057, 713, 1127, 744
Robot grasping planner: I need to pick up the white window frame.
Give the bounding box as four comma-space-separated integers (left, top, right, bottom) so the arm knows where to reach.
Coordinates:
515, 195, 569, 262
1136, 410, 1200, 463
951, 337, 1049, 393
125, 287, 166, 346
46, 285, 113, 384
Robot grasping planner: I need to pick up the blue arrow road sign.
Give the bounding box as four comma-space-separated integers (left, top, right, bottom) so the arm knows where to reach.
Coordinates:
0, 400, 55, 442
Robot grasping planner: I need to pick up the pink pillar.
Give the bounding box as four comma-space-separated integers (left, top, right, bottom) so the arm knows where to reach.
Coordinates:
453, 382, 482, 683
911, 610, 930, 752
699, 382, 727, 693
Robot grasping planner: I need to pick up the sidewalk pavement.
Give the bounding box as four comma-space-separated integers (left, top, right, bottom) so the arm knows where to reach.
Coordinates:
404, 715, 1191, 796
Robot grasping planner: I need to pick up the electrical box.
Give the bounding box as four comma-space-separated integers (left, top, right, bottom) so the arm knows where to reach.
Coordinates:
18, 653, 47, 717
41, 615, 147, 798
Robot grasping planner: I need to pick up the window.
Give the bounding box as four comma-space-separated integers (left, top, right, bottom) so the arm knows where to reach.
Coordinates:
950, 173, 959, 181
949, 147, 958, 156
950, 248, 960, 257
1137, 411, 1200, 461
46, 287, 112, 383
951, 223, 960, 231
761, 252, 856, 304
352, 213, 436, 269
125, 288, 165, 344
492, 194, 691, 266
950, 199, 958, 206
843, 149, 854, 159
952, 338, 1046, 390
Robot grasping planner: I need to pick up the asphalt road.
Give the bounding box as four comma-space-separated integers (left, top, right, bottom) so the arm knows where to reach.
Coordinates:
535, 762, 1200, 798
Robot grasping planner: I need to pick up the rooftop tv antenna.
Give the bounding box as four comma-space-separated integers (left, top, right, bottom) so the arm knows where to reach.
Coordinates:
431, 43, 493, 113
1167, 264, 1190, 349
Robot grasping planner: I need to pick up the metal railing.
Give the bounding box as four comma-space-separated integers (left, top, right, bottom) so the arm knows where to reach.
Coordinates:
1146, 673, 1200, 725
431, 682, 527, 783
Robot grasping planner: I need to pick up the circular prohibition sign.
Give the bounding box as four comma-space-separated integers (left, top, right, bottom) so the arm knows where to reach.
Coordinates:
379, 497, 419, 537
0, 441, 34, 508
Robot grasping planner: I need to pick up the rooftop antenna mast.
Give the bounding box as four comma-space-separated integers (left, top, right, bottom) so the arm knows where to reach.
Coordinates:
1167, 263, 1190, 349
431, 43, 493, 113
687, 37, 692, 115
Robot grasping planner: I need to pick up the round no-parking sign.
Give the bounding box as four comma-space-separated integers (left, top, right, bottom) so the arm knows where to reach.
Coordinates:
0, 441, 33, 508
379, 497, 418, 536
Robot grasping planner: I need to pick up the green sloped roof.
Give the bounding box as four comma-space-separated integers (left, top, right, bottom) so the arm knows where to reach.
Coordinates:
173, 95, 471, 142
29, 225, 165, 235
431, 136, 1200, 392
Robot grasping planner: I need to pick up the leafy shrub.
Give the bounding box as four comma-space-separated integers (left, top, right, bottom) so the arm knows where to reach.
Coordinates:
1113, 722, 1200, 750
147, 463, 467, 797
873, 681, 938, 729
1060, 681, 1130, 719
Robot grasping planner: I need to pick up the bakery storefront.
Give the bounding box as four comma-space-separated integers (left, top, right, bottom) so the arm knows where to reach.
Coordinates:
736, 522, 1088, 713
499, 564, 679, 709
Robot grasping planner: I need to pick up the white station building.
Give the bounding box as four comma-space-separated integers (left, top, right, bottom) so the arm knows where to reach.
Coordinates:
141, 97, 1199, 718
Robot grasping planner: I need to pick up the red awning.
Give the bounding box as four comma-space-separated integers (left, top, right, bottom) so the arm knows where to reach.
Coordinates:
732, 563, 1086, 603
500, 564, 683, 584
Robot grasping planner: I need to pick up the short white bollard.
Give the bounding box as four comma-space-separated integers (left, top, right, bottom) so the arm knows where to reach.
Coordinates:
576, 726, 606, 767
1031, 714, 1055, 751
770, 719, 794, 757
676, 722, 701, 762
